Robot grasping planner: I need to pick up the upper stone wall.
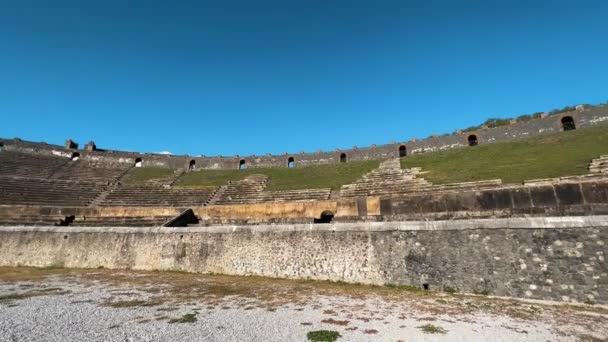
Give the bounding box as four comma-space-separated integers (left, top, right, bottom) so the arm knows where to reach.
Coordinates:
2, 105, 607, 170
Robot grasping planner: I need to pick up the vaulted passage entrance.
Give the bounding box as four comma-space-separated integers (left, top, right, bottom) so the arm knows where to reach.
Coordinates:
561, 116, 576, 131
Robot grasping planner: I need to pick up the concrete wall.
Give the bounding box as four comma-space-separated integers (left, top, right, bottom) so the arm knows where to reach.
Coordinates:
2, 105, 607, 170
0, 216, 606, 304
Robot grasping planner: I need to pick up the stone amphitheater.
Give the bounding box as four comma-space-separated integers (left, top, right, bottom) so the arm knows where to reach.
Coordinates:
1, 105, 608, 312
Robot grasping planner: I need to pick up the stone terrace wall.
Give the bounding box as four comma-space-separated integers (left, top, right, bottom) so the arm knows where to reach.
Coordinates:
0, 216, 606, 304
2, 105, 607, 170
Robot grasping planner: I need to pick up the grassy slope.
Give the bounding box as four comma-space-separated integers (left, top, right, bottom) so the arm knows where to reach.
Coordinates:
123, 167, 175, 184
402, 126, 608, 184
175, 160, 380, 191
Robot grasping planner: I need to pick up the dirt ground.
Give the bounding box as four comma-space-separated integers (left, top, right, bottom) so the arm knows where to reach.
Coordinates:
0, 267, 606, 341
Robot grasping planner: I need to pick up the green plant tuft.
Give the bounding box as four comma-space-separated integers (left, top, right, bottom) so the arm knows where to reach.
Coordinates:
307, 330, 341, 341
418, 324, 447, 334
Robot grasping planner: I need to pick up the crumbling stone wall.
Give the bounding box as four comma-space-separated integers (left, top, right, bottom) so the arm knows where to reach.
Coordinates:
0, 216, 606, 304
1, 106, 607, 170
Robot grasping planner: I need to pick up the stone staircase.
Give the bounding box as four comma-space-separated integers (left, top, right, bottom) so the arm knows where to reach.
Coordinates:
340, 158, 504, 198
340, 159, 431, 197
213, 175, 269, 205
211, 174, 331, 205
589, 155, 608, 174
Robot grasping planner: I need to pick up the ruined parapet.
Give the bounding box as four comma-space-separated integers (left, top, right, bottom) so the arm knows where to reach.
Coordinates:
85, 141, 97, 152
64, 139, 78, 149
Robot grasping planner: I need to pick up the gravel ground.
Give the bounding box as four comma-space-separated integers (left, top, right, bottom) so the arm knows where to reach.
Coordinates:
0, 268, 606, 342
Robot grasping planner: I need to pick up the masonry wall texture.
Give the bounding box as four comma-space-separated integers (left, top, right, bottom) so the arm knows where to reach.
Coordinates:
0, 217, 606, 304
2, 105, 608, 170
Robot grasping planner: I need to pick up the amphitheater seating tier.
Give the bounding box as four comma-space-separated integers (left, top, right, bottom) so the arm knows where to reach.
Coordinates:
589, 155, 608, 174
52, 160, 130, 184
212, 174, 331, 205
72, 215, 174, 227
99, 185, 216, 207
0, 151, 69, 179
0, 176, 104, 207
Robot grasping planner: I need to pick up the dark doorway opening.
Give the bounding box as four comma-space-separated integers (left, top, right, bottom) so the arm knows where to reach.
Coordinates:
287, 157, 295, 168
134, 158, 143, 167
239, 159, 246, 170
399, 145, 407, 158
314, 211, 334, 224
561, 116, 576, 131
70, 152, 80, 161
340, 153, 347, 163
56, 215, 75, 226
467, 134, 478, 146
189, 159, 196, 170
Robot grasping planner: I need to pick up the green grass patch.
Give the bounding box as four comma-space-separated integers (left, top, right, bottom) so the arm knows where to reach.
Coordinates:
473, 289, 490, 296
175, 160, 380, 191
307, 330, 341, 341
444, 286, 459, 294
384, 283, 422, 292
168, 312, 198, 324
39, 265, 64, 271
403, 126, 608, 184
418, 324, 447, 334
124, 167, 175, 184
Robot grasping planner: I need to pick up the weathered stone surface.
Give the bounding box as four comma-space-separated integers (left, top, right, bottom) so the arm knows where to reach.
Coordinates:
0, 216, 606, 304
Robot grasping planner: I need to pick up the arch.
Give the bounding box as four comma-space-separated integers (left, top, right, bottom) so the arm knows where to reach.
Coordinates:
134, 158, 143, 167
467, 134, 478, 147
239, 159, 246, 170
561, 116, 576, 131
399, 145, 407, 158
0, 142, 4, 152
340, 153, 347, 163
314, 210, 334, 224
70, 152, 80, 161
189, 159, 196, 170
287, 156, 295, 168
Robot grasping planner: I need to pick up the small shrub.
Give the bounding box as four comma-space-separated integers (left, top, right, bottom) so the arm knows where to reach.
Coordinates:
418, 324, 447, 334
473, 289, 490, 296
168, 312, 198, 324
40, 265, 63, 270
307, 330, 341, 342
443, 286, 458, 294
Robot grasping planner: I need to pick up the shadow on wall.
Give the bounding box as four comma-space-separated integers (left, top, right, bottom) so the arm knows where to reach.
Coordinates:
313, 210, 334, 224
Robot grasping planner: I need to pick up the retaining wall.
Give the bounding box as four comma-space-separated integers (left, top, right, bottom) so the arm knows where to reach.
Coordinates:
0, 216, 606, 304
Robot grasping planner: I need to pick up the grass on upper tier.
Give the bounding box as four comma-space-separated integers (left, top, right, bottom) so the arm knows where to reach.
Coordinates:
123, 167, 175, 183
175, 160, 380, 191
402, 126, 608, 184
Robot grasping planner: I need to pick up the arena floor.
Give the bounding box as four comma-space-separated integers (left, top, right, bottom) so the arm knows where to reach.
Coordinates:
0, 268, 606, 342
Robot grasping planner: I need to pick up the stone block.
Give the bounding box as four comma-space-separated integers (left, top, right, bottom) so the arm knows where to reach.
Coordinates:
530, 186, 557, 207
511, 188, 532, 208
581, 183, 608, 204
555, 184, 583, 206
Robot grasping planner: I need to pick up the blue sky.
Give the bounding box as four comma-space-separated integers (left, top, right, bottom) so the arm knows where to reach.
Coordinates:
1, 0, 607, 156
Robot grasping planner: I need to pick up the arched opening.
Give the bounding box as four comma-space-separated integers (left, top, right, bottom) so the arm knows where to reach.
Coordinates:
239, 159, 246, 170
134, 158, 143, 167
561, 116, 576, 131
189, 159, 196, 170
467, 134, 478, 147
314, 210, 334, 224
70, 152, 80, 161
287, 157, 295, 168
340, 153, 347, 163
0, 142, 4, 152
399, 145, 407, 158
